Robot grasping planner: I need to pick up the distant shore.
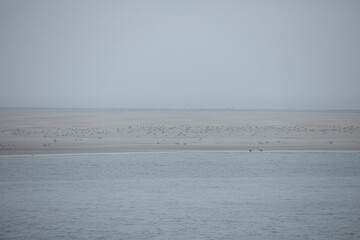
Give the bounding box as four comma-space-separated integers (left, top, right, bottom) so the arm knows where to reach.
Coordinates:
1, 108, 360, 155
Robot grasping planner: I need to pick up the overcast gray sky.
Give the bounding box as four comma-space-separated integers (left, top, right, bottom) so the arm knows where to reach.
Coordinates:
0, 0, 359, 109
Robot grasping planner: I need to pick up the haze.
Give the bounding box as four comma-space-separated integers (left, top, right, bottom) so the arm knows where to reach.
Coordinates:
1, 0, 359, 109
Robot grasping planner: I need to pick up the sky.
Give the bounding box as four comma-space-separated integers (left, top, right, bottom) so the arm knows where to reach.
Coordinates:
0, 0, 360, 109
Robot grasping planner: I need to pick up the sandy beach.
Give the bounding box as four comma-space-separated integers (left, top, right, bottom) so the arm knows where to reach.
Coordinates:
0, 108, 359, 155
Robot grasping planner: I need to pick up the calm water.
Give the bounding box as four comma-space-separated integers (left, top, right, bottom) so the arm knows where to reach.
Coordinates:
1, 151, 360, 240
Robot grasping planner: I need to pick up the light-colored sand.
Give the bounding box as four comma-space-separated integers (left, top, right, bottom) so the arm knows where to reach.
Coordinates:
0, 108, 359, 155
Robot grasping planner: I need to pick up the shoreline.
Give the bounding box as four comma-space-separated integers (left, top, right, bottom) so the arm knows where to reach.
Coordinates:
1, 108, 359, 156
1, 145, 360, 156
1, 148, 360, 157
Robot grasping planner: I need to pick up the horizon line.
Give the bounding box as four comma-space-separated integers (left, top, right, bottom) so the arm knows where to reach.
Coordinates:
1, 106, 359, 112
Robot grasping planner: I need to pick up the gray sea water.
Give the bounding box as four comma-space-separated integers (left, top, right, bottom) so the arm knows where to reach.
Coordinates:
1, 151, 360, 240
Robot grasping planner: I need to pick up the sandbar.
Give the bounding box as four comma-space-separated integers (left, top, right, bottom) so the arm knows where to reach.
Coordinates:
1, 108, 359, 155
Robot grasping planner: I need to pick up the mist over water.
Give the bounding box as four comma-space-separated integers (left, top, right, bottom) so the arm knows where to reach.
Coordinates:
1, 1, 360, 109
1, 151, 360, 240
